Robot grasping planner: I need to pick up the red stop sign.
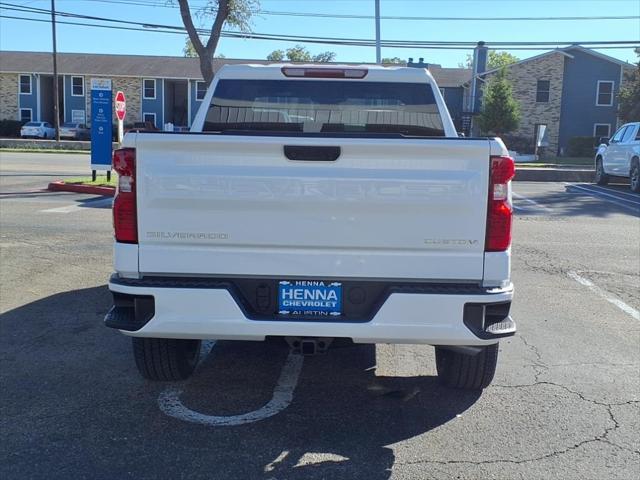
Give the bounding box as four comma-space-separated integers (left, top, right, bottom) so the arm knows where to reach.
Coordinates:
115, 91, 126, 121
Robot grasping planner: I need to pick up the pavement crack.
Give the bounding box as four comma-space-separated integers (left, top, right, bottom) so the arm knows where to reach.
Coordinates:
403, 382, 640, 466
516, 334, 548, 382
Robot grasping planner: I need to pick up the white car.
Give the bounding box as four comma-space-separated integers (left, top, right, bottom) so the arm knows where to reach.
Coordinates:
20, 121, 55, 139
105, 64, 516, 390
595, 122, 640, 193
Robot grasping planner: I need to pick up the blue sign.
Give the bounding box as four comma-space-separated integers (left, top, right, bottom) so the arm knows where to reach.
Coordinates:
278, 280, 342, 317
90, 78, 112, 171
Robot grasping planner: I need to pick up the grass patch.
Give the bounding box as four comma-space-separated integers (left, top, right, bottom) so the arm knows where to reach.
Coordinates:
516, 157, 593, 168
544, 157, 593, 166
0, 147, 89, 154
63, 176, 116, 187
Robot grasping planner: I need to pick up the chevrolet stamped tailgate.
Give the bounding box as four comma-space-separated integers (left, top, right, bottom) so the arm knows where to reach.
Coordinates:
134, 133, 491, 281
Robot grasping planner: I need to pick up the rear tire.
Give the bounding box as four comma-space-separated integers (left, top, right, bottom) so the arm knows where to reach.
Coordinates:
630, 159, 640, 193
132, 337, 201, 381
435, 344, 499, 390
595, 157, 609, 186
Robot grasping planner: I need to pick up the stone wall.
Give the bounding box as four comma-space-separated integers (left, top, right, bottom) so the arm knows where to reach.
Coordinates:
0, 73, 19, 120
85, 76, 142, 125
484, 52, 566, 157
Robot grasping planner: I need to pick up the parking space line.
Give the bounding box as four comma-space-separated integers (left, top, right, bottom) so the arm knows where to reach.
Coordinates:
512, 192, 553, 213
564, 183, 640, 212
40, 197, 113, 213
158, 350, 304, 426
585, 184, 640, 200
568, 271, 640, 322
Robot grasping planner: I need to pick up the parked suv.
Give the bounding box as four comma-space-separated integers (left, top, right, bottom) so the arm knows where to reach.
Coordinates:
595, 122, 640, 192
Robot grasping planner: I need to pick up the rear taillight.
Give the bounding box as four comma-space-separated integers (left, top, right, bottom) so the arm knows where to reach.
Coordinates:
486, 155, 515, 252
112, 148, 137, 243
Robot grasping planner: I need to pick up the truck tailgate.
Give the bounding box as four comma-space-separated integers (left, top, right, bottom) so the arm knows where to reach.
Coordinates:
135, 133, 490, 281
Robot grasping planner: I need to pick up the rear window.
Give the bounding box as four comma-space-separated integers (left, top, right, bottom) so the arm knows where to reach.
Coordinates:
25, 122, 39, 126
204, 79, 444, 137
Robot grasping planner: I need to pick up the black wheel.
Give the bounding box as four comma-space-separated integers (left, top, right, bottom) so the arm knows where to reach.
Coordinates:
595, 157, 609, 186
132, 337, 201, 381
630, 159, 640, 193
435, 343, 499, 390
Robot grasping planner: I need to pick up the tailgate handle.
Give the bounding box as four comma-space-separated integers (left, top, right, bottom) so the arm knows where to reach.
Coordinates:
284, 145, 340, 161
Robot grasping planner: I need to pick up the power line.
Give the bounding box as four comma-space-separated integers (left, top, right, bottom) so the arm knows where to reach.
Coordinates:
2, 13, 636, 52
1, 4, 638, 53
2, 2, 638, 48
22, 0, 640, 22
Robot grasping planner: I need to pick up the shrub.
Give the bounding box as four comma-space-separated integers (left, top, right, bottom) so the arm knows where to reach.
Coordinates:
502, 134, 535, 154
0, 119, 24, 137
567, 136, 598, 157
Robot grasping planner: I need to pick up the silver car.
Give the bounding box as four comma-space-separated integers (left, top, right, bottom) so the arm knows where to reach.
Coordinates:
59, 123, 89, 140
20, 121, 55, 139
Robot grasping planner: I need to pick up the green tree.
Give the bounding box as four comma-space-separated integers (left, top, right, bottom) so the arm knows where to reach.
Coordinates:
312, 51, 337, 63
176, 0, 258, 84
266, 49, 285, 61
183, 38, 197, 57
459, 51, 519, 70
618, 48, 640, 123
267, 45, 336, 62
477, 68, 521, 136
382, 57, 406, 65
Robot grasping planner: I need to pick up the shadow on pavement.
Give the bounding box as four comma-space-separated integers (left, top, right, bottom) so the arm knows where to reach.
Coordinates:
1, 286, 481, 480
515, 184, 639, 219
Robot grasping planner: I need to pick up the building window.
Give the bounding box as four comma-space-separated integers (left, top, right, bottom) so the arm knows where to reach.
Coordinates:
143, 79, 156, 99
196, 81, 207, 101
20, 108, 32, 122
143, 112, 156, 127
71, 109, 86, 124
71, 76, 84, 96
536, 80, 550, 103
596, 81, 614, 106
593, 124, 611, 139
19, 75, 31, 94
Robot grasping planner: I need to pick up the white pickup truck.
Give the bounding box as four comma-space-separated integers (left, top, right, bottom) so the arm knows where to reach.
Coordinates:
105, 64, 516, 390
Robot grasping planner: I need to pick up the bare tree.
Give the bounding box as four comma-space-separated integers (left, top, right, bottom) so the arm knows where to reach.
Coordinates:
177, 0, 257, 84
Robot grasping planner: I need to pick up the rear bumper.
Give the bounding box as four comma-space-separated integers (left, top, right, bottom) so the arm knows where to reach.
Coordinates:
106, 275, 515, 345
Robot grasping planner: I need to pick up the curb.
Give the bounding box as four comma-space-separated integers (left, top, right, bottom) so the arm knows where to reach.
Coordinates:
1, 137, 119, 151
514, 168, 594, 182
48, 181, 115, 197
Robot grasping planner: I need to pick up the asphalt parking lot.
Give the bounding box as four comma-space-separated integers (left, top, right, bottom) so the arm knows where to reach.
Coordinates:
1, 152, 639, 480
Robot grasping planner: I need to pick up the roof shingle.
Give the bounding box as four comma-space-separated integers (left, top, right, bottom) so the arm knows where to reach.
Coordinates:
0, 51, 472, 87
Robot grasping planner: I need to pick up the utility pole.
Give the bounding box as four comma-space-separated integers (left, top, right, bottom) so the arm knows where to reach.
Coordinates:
375, 0, 381, 64
51, 0, 60, 142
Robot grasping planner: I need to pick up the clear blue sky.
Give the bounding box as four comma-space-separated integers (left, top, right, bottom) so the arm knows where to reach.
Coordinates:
1, 0, 638, 67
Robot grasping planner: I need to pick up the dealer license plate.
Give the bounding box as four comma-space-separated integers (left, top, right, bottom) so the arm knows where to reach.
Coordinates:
278, 280, 342, 317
